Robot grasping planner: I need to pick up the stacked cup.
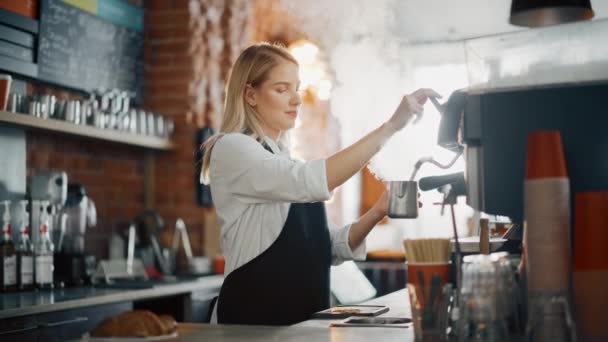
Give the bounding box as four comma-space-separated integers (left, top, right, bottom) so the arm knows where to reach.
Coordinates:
523, 131, 571, 327
573, 192, 608, 341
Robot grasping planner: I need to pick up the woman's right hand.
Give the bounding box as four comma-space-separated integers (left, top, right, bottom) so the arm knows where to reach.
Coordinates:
325, 88, 440, 193
387, 88, 441, 132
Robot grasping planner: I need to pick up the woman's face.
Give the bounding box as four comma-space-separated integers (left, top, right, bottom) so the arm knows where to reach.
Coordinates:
246, 60, 302, 140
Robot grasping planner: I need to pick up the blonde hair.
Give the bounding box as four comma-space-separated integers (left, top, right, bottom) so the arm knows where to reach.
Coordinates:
200, 42, 298, 185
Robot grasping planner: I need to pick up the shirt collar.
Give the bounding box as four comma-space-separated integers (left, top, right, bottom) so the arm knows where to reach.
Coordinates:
262, 136, 288, 156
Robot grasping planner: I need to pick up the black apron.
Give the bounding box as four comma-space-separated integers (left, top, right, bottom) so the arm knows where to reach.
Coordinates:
217, 145, 332, 325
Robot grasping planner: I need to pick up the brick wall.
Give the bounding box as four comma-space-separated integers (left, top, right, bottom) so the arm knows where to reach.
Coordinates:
26, 130, 146, 259
144, 0, 200, 260
26, 0, 255, 264
146, 0, 253, 267
25, 0, 335, 267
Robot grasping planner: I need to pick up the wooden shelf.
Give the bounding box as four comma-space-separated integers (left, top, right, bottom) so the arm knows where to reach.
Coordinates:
0, 110, 174, 150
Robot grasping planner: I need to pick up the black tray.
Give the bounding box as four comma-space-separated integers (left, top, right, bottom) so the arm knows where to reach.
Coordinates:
331, 316, 412, 328
311, 305, 389, 319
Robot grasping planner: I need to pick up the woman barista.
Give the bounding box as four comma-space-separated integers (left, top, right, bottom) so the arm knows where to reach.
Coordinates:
201, 42, 440, 325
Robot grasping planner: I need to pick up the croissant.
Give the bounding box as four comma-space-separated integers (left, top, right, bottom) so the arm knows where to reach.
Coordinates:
90, 310, 177, 337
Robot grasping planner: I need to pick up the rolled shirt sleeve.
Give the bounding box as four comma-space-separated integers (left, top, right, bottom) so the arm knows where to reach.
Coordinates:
211, 134, 332, 204
328, 219, 367, 265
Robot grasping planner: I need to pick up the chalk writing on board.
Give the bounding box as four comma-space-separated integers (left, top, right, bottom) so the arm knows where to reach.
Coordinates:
38, 0, 142, 99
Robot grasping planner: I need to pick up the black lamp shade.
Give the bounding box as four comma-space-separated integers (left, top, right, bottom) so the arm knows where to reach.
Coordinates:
510, 0, 594, 27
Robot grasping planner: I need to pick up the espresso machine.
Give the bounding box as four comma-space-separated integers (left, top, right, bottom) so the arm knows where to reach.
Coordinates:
426, 82, 608, 241
406, 82, 608, 338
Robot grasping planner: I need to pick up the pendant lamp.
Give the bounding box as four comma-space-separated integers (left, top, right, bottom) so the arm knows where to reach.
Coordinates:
510, 0, 594, 27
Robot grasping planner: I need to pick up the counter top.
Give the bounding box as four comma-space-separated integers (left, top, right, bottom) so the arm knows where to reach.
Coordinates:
0, 275, 224, 319
180, 288, 416, 342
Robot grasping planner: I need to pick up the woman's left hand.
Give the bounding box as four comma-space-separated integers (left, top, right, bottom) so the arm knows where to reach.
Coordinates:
371, 188, 422, 221
372, 190, 389, 220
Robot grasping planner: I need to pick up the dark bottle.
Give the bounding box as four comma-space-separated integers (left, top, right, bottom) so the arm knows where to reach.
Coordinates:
16, 200, 33, 291
1, 200, 17, 292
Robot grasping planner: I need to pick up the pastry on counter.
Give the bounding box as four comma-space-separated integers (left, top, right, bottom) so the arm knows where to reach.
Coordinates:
158, 314, 177, 335
90, 310, 177, 337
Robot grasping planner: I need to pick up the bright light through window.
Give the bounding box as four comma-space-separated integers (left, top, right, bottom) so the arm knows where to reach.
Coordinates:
288, 40, 332, 103
317, 79, 332, 100
289, 41, 319, 66
411, 63, 469, 176
394, 63, 473, 239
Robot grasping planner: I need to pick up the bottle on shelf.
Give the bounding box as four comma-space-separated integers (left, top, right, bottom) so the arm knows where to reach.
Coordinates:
35, 201, 54, 290
16, 200, 33, 291
1, 200, 17, 292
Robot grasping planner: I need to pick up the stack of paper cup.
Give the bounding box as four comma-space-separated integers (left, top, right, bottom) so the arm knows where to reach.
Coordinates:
573, 192, 608, 341
523, 131, 571, 307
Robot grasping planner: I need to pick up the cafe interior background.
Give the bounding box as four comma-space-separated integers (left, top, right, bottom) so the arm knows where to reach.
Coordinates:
1, 0, 608, 339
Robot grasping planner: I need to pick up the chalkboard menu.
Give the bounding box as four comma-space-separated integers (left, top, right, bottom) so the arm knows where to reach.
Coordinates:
38, 0, 143, 99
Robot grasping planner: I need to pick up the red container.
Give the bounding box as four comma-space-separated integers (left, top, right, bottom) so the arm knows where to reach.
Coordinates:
0, 0, 38, 19
407, 262, 450, 309
573, 192, 608, 340
213, 254, 225, 274
0, 75, 11, 111
574, 192, 608, 271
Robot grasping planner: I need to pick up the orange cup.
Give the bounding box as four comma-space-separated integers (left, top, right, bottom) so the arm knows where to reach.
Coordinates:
407, 262, 450, 309
526, 130, 567, 179
573, 192, 608, 340
574, 271, 608, 341
574, 192, 608, 271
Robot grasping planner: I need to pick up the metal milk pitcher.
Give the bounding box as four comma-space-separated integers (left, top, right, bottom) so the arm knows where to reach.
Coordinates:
388, 181, 419, 218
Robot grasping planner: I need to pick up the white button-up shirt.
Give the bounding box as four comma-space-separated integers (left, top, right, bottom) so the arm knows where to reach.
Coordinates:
208, 133, 366, 278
